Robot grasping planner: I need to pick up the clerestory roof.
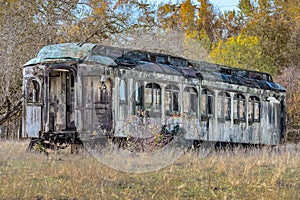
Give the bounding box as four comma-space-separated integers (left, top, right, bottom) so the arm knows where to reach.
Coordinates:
23, 43, 285, 92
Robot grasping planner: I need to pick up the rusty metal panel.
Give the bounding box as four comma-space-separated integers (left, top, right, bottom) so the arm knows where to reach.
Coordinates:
24, 43, 96, 66
25, 106, 41, 138
21, 43, 287, 146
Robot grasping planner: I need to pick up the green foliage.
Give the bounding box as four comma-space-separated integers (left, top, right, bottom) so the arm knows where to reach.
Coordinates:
33, 141, 47, 153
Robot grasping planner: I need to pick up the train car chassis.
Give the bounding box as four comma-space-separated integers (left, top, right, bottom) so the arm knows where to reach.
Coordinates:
22, 43, 287, 152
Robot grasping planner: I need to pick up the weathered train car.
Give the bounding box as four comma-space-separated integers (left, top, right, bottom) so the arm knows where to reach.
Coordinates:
22, 43, 286, 148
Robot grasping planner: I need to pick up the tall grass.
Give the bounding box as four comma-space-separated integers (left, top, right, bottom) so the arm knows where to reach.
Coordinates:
0, 140, 299, 199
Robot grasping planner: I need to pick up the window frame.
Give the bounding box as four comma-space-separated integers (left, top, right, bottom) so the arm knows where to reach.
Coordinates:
119, 79, 127, 104
183, 86, 198, 116
132, 80, 143, 115
233, 93, 246, 123
201, 89, 214, 119
217, 91, 231, 121
165, 85, 180, 115
248, 96, 260, 123
145, 82, 162, 116
26, 79, 41, 103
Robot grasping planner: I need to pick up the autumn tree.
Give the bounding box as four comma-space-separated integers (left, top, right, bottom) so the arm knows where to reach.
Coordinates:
212, 0, 300, 129
0, 1, 39, 131
217, 10, 243, 40
0, 0, 157, 135
1, 0, 299, 136
238, 0, 300, 70
0, 0, 80, 136
276, 67, 300, 128
211, 34, 277, 73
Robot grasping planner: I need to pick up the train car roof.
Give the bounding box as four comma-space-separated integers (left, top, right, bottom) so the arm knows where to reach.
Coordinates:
23, 43, 285, 92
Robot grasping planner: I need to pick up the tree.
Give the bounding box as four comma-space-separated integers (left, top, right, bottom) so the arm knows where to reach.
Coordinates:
0, 0, 156, 132
211, 34, 277, 73
217, 10, 243, 40
196, 0, 219, 44
276, 67, 300, 128
0, 0, 80, 131
0, 1, 38, 129
237, 0, 300, 70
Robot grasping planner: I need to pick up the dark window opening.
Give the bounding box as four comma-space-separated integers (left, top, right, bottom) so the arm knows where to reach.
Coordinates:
248, 96, 260, 123
100, 84, 108, 103
132, 81, 144, 114
234, 94, 246, 122
156, 56, 168, 64
201, 89, 214, 118
145, 83, 161, 115
169, 57, 187, 66
220, 68, 232, 75
165, 85, 179, 115
217, 92, 231, 121
184, 87, 198, 116
26, 80, 41, 103
66, 72, 75, 129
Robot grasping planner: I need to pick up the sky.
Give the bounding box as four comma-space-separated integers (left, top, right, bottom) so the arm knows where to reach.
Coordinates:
209, 0, 240, 12
146, 0, 240, 12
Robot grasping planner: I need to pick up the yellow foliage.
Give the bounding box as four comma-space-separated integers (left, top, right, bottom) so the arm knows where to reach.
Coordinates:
179, 0, 196, 30
211, 35, 277, 74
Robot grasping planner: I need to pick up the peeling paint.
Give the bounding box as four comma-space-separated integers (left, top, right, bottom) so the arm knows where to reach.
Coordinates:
22, 43, 286, 146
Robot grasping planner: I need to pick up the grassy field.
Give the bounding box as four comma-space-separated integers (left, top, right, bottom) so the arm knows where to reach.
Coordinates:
0, 140, 299, 200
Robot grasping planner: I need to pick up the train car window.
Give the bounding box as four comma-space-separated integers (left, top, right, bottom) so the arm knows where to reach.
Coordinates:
217, 92, 231, 120
248, 96, 260, 123
119, 79, 127, 104
201, 89, 214, 117
165, 85, 179, 115
132, 81, 143, 114
100, 83, 108, 103
233, 94, 246, 122
170, 57, 187, 66
156, 56, 168, 64
124, 51, 148, 61
106, 48, 123, 59
26, 80, 40, 103
184, 87, 198, 116
235, 70, 248, 78
145, 83, 161, 114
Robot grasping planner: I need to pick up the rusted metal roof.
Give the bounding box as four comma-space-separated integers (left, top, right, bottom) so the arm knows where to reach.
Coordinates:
24, 43, 96, 66
24, 43, 285, 92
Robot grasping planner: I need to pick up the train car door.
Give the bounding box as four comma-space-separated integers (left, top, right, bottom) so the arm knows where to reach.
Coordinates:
48, 70, 76, 132
94, 79, 113, 132
81, 77, 113, 133
24, 79, 42, 138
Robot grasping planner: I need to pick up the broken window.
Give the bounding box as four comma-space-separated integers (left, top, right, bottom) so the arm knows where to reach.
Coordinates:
66, 72, 75, 129
183, 87, 198, 116
119, 79, 127, 104
165, 85, 179, 115
201, 89, 214, 117
233, 94, 246, 122
145, 83, 161, 114
133, 81, 143, 114
217, 92, 231, 120
26, 79, 41, 103
248, 96, 260, 123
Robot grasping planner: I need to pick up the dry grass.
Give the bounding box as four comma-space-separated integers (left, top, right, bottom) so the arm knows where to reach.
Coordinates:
0, 140, 299, 200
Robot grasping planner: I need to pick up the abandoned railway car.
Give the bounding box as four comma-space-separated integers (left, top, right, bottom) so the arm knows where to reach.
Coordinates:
22, 43, 286, 149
